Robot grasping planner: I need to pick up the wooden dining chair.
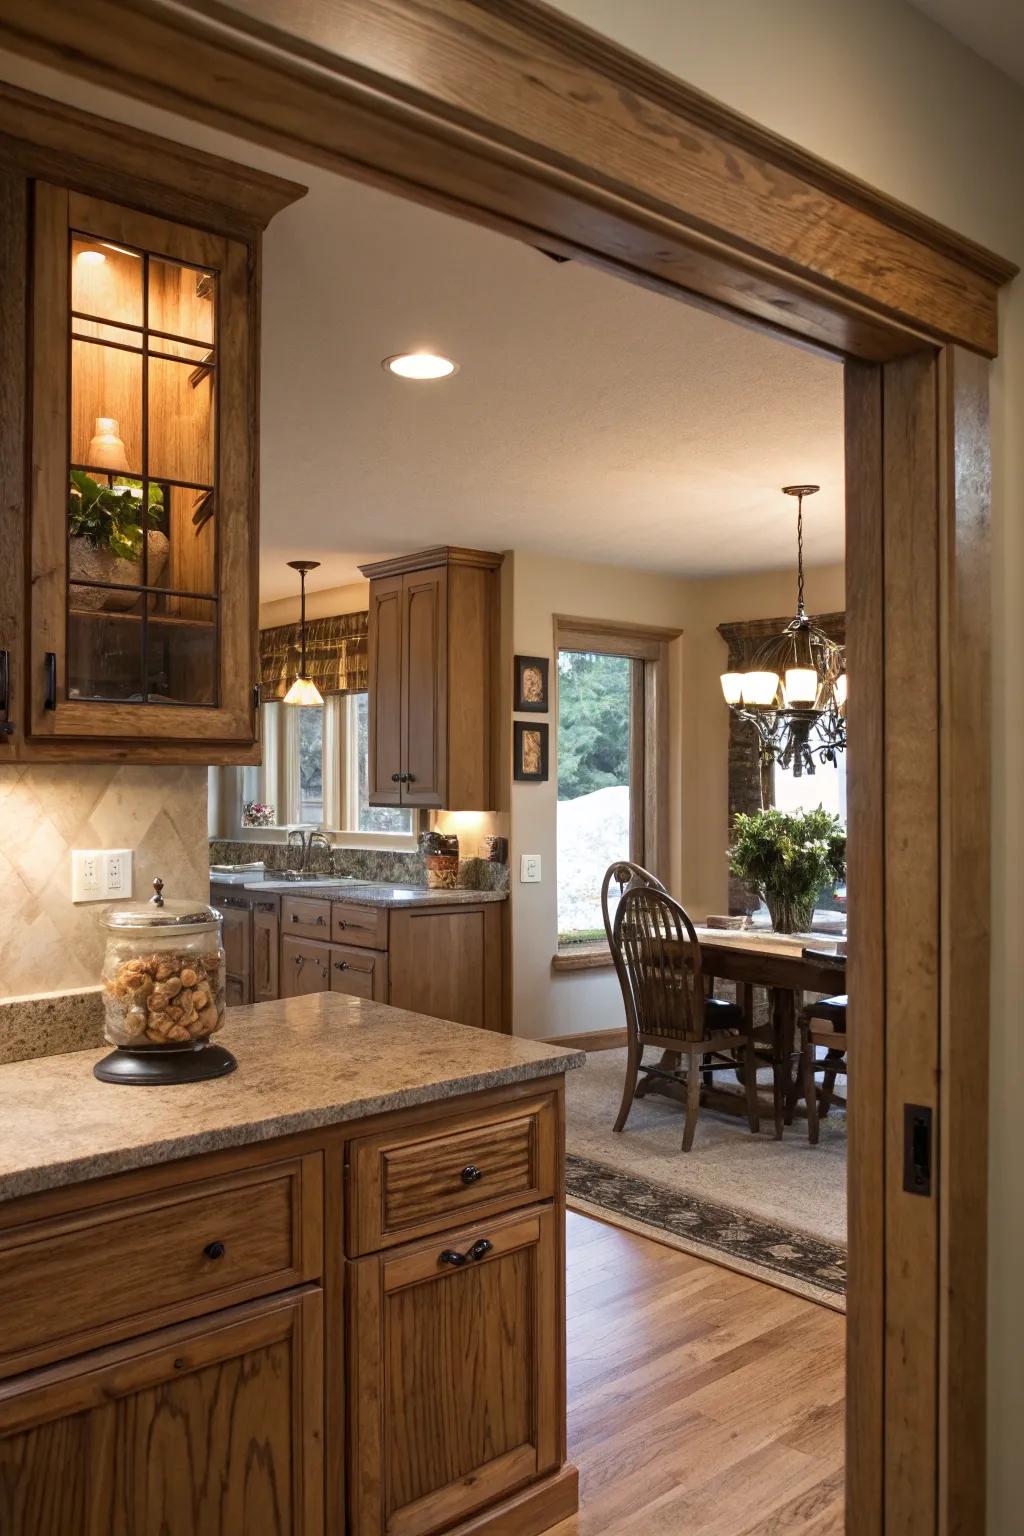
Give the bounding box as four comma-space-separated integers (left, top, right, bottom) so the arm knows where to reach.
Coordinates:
798, 994, 848, 1145
612, 884, 761, 1151
601, 859, 666, 999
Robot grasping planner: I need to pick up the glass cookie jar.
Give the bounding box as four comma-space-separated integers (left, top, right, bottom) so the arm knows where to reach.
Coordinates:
96, 877, 237, 1085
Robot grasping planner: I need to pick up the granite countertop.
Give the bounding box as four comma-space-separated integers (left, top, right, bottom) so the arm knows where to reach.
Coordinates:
0, 993, 583, 1204
244, 880, 506, 906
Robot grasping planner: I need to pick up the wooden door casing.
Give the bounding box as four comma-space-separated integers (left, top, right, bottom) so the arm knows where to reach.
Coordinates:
0, 1289, 324, 1536
367, 574, 404, 807
400, 567, 447, 809
348, 1204, 560, 1536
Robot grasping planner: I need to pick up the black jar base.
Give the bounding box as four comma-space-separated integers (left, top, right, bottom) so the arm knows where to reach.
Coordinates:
93, 1042, 237, 1086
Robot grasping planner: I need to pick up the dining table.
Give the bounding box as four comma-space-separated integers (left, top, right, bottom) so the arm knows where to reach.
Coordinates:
638, 924, 847, 1129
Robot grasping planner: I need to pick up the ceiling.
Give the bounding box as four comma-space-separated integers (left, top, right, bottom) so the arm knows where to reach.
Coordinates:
909, 0, 1024, 90
257, 169, 844, 600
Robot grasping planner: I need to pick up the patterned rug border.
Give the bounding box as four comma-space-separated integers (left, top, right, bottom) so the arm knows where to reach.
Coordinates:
566, 1152, 847, 1314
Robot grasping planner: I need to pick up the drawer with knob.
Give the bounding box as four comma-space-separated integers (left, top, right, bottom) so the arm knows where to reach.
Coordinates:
0, 1153, 323, 1378
281, 895, 332, 941
281, 935, 332, 997
330, 901, 388, 950
346, 1093, 557, 1254
329, 942, 388, 1003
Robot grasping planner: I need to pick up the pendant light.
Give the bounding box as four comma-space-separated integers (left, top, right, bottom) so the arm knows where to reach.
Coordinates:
720, 485, 846, 776
283, 560, 324, 706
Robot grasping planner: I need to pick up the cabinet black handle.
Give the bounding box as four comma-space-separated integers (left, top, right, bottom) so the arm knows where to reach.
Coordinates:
334, 960, 348, 971
461, 1165, 483, 1185
203, 1241, 226, 1261
439, 1238, 493, 1268
406, 773, 415, 784
295, 954, 305, 968
43, 652, 57, 711
0, 648, 12, 734
337, 920, 347, 929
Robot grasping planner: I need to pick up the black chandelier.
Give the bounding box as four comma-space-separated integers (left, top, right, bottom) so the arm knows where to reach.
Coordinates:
720, 485, 846, 776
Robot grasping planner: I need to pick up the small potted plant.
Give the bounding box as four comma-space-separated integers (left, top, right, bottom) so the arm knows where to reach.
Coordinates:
729, 807, 846, 934
68, 471, 168, 611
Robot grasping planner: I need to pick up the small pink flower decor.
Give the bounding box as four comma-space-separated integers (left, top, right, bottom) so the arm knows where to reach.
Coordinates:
242, 802, 276, 829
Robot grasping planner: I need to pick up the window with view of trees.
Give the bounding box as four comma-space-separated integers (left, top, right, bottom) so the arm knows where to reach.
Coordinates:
237, 693, 414, 838
557, 648, 638, 944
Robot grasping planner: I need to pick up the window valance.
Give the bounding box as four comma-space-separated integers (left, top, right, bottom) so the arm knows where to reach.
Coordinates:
259, 611, 368, 701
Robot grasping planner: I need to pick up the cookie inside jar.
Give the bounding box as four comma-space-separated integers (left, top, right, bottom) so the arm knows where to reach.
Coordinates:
101, 879, 227, 1051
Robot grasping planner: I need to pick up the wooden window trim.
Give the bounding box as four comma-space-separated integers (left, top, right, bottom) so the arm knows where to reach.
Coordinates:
553, 616, 678, 959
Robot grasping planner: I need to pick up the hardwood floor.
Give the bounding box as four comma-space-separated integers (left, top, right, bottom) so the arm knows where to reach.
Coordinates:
553, 1211, 845, 1536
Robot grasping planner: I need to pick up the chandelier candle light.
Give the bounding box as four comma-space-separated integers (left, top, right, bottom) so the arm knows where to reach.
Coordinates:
720, 485, 846, 776
283, 559, 324, 707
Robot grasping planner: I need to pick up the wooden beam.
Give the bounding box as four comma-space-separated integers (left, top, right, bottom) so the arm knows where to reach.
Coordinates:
0, 0, 1013, 359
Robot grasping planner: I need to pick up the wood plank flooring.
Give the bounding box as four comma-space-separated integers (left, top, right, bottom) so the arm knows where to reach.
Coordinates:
552, 1211, 845, 1536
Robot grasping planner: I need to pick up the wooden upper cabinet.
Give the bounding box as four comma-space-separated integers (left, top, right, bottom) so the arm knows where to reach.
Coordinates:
361, 548, 502, 811
27, 186, 255, 748
0, 92, 305, 763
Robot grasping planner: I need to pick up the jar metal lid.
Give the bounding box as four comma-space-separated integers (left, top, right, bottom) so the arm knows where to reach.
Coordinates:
104, 877, 221, 933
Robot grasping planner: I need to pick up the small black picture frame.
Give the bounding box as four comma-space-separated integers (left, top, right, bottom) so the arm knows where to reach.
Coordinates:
513, 720, 549, 782
513, 654, 550, 713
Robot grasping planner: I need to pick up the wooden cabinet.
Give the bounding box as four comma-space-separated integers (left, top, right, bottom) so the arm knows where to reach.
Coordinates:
253, 900, 281, 1004
388, 903, 504, 1032
349, 1205, 561, 1536
0, 89, 303, 763
0, 1290, 324, 1536
220, 900, 252, 1006
360, 548, 502, 811
281, 936, 332, 998
330, 944, 388, 1002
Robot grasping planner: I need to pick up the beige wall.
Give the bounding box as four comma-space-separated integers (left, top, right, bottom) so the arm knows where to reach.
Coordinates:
549, 2, 1024, 1524
258, 579, 369, 630
0, 766, 209, 999
508, 551, 843, 1042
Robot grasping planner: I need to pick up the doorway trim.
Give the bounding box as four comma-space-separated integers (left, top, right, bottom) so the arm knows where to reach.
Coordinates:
0, 5, 1012, 1531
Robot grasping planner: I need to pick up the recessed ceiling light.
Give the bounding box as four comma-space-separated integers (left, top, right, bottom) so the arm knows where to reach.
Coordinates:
382, 352, 458, 380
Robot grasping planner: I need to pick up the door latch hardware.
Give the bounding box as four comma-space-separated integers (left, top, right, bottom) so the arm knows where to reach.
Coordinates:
903, 1104, 933, 1197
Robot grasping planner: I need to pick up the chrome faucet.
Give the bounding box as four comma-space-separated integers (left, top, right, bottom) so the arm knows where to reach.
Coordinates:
286, 829, 308, 875
308, 831, 332, 873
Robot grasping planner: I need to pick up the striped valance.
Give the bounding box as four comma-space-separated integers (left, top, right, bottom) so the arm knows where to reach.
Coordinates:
259, 611, 368, 701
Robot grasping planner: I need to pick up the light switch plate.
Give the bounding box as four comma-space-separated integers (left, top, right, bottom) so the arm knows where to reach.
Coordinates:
520, 853, 542, 884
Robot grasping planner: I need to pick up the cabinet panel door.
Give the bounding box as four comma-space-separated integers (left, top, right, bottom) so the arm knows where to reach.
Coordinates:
329, 944, 387, 1002
401, 569, 447, 808
28, 186, 256, 745
0, 1291, 324, 1536
253, 902, 280, 1003
387, 904, 502, 1031
280, 936, 331, 998
367, 575, 403, 806
220, 903, 251, 1005
349, 1206, 560, 1536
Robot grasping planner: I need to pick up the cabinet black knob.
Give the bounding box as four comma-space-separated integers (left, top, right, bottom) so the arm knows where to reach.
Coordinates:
335, 960, 348, 972
461, 1165, 483, 1185
203, 1241, 226, 1261
406, 773, 415, 784
337, 920, 347, 929
291, 914, 300, 923
391, 773, 401, 782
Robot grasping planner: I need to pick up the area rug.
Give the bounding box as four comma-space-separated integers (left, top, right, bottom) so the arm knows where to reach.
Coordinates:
564, 1048, 847, 1311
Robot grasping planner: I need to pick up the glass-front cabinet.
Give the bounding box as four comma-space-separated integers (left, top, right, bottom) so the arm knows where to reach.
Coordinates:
27, 186, 256, 745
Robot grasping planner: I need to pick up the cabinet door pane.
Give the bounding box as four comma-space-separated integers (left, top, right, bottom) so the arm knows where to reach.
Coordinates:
147, 603, 218, 705
149, 255, 215, 345
71, 339, 142, 474
71, 234, 143, 327
68, 603, 144, 702
148, 355, 215, 487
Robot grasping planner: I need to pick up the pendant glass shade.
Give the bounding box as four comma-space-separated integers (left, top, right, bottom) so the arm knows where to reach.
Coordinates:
283, 675, 323, 706
719, 485, 846, 775
283, 558, 322, 707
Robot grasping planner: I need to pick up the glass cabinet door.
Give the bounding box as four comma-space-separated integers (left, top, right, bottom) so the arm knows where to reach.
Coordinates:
29, 185, 255, 743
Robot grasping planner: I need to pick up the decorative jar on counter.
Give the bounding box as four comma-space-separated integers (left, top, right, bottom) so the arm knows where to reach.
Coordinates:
96, 877, 236, 1085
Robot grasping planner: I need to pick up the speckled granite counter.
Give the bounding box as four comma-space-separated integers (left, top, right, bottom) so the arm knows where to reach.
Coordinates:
244, 879, 507, 905
0, 992, 583, 1203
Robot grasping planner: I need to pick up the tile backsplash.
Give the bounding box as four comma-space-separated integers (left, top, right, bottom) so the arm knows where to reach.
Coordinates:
0, 765, 209, 1000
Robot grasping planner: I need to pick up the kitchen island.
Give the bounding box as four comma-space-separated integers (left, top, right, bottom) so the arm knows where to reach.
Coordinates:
0, 993, 584, 1536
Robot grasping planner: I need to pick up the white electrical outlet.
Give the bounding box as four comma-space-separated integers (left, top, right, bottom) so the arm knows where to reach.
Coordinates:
71, 850, 103, 902
520, 853, 542, 884
104, 849, 133, 898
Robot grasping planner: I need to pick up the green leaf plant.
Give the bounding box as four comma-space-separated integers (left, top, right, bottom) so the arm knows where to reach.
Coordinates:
68, 471, 163, 562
